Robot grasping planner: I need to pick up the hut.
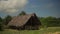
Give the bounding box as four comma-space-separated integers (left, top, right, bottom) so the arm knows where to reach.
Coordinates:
8, 13, 41, 30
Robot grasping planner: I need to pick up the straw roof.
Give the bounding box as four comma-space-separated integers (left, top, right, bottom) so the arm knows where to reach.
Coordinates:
8, 14, 35, 27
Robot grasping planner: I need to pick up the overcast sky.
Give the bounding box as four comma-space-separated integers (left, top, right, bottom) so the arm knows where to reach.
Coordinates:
0, 0, 60, 18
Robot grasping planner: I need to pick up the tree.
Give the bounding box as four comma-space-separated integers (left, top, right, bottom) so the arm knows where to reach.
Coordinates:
19, 11, 26, 16
40, 16, 59, 27
0, 17, 3, 31
0, 17, 3, 22
0, 17, 3, 25
40, 17, 48, 27
3, 15, 12, 25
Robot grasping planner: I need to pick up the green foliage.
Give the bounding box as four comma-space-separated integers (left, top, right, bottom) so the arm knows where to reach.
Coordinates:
0, 17, 3, 22
0, 17, 3, 31
3, 15, 12, 25
19, 11, 26, 16
40, 16, 60, 27
0, 23, 3, 31
40, 17, 47, 27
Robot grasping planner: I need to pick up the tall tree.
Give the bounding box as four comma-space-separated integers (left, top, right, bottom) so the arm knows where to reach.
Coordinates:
19, 11, 26, 16
0, 17, 3, 31
3, 15, 12, 25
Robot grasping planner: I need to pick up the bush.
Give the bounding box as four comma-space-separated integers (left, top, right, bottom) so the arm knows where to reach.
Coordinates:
0, 24, 3, 31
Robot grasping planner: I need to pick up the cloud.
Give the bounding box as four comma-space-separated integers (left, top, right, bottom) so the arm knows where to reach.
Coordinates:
0, 0, 28, 13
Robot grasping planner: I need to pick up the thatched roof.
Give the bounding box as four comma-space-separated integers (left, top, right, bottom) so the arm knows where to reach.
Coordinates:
8, 13, 36, 27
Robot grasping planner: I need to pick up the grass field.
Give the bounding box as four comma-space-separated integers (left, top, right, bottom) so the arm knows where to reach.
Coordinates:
0, 27, 60, 34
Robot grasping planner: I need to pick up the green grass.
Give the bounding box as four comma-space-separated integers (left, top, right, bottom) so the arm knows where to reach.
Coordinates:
0, 27, 60, 34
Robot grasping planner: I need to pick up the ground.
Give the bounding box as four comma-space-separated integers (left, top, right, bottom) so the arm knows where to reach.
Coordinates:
0, 27, 60, 34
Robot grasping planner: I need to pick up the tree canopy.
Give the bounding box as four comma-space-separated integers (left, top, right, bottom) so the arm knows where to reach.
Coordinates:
0, 17, 3, 31
19, 11, 26, 16
3, 15, 12, 25
40, 16, 60, 27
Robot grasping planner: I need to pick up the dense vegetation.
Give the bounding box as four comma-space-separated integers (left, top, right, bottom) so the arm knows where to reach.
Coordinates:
0, 11, 60, 31
40, 17, 60, 27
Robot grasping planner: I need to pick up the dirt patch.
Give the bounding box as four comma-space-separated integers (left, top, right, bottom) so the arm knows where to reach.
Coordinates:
48, 32, 60, 34
53, 32, 60, 34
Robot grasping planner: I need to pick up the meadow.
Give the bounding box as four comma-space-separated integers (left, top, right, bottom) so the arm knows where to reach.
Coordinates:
0, 27, 60, 34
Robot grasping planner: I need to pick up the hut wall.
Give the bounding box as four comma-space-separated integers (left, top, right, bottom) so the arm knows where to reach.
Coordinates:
22, 16, 40, 30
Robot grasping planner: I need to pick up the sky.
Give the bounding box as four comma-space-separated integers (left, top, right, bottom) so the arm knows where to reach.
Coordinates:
0, 0, 60, 18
